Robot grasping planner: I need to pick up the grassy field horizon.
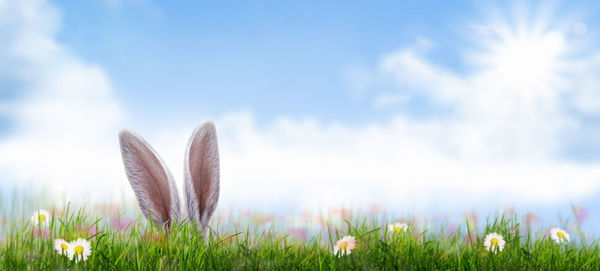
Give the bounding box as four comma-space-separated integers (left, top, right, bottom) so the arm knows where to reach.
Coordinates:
1, 199, 598, 270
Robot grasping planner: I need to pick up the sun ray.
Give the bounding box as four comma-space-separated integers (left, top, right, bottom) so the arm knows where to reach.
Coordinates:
466, 3, 574, 103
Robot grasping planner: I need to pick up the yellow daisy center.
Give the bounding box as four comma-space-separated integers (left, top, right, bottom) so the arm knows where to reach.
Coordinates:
393, 226, 404, 233
74, 245, 84, 255
61, 243, 68, 250
339, 241, 348, 250
490, 237, 499, 247
38, 214, 46, 222
557, 231, 566, 239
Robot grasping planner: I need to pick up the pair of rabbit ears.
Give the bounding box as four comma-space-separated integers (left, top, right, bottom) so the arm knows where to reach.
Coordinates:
119, 122, 220, 227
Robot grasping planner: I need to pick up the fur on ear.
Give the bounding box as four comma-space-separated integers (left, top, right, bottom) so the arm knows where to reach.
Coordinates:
119, 129, 181, 226
184, 121, 220, 229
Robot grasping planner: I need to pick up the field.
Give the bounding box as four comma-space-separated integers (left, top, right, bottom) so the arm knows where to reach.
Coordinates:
1, 199, 599, 270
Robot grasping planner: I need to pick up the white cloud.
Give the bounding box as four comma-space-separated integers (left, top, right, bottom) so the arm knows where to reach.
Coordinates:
134, 110, 600, 216
573, 22, 588, 36
199, 112, 600, 214
379, 47, 575, 160
372, 93, 410, 109
0, 0, 128, 202
569, 53, 600, 113
381, 49, 466, 107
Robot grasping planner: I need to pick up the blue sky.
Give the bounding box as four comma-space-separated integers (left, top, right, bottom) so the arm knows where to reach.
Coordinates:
2, 0, 600, 233
52, 0, 502, 125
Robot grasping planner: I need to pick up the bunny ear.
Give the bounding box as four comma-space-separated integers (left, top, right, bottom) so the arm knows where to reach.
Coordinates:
184, 121, 220, 228
119, 129, 181, 226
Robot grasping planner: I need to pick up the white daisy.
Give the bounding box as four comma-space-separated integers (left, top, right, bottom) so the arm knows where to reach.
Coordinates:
550, 227, 570, 244
333, 235, 356, 256
30, 209, 51, 227
483, 232, 506, 253
67, 238, 92, 263
54, 239, 70, 256
388, 222, 408, 234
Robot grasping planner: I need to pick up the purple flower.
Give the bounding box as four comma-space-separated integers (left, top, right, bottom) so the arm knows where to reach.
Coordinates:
287, 227, 307, 241
111, 217, 134, 232
33, 227, 49, 238
445, 224, 458, 238
575, 206, 588, 224
524, 213, 538, 227
465, 232, 476, 246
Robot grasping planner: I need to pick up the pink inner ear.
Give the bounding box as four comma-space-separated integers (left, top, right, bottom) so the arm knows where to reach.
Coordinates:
188, 124, 219, 222
121, 131, 172, 223
131, 144, 171, 221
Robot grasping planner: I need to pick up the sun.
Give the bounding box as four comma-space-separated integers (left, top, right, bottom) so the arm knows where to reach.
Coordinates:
486, 30, 565, 89
471, 7, 571, 97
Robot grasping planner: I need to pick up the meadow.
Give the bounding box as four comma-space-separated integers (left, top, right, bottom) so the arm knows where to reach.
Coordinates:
1, 198, 599, 270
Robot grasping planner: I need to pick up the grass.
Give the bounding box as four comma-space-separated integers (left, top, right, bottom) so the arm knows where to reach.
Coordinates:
1, 205, 599, 270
